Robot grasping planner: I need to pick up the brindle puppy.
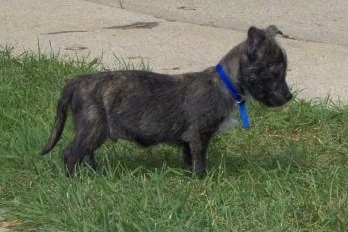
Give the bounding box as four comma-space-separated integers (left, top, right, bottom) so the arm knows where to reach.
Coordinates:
41, 25, 292, 177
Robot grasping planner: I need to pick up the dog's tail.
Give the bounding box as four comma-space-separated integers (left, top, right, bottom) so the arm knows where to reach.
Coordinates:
41, 80, 76, 155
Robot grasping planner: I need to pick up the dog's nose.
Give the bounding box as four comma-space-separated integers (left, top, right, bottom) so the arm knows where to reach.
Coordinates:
286, 92, 293, 101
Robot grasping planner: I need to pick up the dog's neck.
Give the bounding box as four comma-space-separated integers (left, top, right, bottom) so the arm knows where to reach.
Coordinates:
218, 44, 244, 96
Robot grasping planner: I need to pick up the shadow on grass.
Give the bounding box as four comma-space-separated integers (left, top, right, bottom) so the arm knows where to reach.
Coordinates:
60, 138, 314, 180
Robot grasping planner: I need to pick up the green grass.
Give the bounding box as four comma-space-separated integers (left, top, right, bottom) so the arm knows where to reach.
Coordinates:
0, 44, 347, 231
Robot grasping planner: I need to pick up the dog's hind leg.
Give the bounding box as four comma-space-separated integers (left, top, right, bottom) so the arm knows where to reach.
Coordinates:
82, 152, 97, 171
63, 131, 106, 176
64, 112, 107, 177
62, 142, 80, 176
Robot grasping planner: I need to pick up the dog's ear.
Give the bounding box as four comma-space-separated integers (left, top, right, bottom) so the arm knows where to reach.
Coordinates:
265, 25, 283, 39
246, 26, 266, 61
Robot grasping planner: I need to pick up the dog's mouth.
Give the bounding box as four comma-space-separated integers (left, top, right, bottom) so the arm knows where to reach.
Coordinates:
261, 92, 293, 107
250, 90, 292, 107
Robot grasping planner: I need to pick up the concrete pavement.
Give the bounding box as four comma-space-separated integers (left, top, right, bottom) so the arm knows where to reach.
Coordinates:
1, 0, 347, 104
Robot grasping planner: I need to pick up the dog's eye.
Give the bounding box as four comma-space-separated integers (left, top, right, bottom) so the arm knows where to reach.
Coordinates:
269, 63, 285, 77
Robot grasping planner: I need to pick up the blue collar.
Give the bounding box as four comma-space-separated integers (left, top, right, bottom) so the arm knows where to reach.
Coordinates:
215, 64, 250, 129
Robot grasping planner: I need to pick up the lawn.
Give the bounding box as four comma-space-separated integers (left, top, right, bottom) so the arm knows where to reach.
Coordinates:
0, 45, 347, 231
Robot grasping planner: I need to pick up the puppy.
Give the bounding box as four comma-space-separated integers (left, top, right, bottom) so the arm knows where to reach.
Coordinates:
41, 25, 292, 177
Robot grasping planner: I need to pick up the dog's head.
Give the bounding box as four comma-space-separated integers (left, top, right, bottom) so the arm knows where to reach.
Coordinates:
240, 25, 292, 107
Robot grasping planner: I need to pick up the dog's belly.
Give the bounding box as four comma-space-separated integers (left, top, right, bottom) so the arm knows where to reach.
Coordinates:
216, 113, 239, 134
107, 117, 184, 145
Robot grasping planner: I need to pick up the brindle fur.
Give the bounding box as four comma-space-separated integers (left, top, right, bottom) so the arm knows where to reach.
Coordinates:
41, 25, 292, 177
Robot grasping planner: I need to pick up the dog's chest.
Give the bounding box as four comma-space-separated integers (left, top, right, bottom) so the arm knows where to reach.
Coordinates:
216, 112, 239, 134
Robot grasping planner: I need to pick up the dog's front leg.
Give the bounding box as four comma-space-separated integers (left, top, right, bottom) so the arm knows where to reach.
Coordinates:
187, 137, 209, 179
183, 143, 192, 170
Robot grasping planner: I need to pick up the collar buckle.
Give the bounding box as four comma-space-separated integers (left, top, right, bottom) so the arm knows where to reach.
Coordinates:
215, 64, 250, 129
